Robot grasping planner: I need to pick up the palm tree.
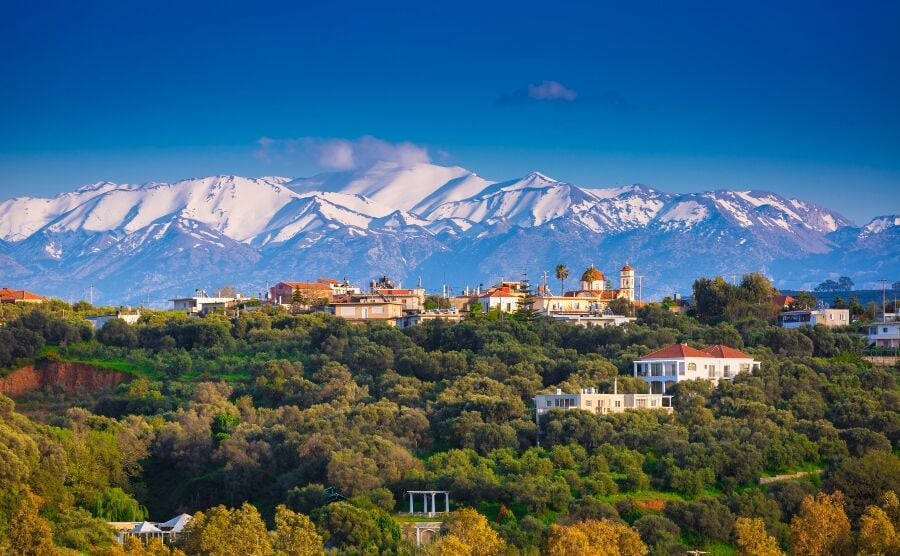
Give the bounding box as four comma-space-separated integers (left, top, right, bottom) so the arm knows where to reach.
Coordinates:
555, 264, 569, 296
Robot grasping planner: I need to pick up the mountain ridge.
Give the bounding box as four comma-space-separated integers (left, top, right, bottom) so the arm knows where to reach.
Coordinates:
0, 162, 895, 305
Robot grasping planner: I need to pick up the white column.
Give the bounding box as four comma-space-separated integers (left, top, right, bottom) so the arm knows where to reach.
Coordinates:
445, 492, 450, 513
409, 492, 413, 514
416, 527, 421, 546
423, 493, 429, 514
431, 492, 436, 516
633, 362, 637, 377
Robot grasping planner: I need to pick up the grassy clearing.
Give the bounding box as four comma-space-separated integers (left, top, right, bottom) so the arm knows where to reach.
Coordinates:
41, 346, 164, 380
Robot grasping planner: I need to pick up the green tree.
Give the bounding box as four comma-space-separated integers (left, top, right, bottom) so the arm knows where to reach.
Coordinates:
555, 264, 569, 296
95, 487, 148, 521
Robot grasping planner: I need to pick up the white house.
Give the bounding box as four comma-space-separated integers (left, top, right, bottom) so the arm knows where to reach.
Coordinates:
534, 384, 673, 422
778, 308, 849, 329
171, 289, 240, 314
867, 322, 900, 348
633, 343, 760, 394
475, 282, 528, 313
549, 313, 636, 327
85, 309, 142, 331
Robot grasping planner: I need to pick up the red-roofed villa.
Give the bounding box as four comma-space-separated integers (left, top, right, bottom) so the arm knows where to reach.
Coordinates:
633, 343, 760, 394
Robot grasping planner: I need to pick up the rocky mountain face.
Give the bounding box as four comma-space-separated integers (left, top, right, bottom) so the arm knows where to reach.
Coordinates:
0, 162, 895, 305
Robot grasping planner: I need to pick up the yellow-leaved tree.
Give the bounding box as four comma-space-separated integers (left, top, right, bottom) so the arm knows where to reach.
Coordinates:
179, 502, 273, 556
6, 486, 58, 556
733, 517, 783, 556
546, 519, 647, 556
434, 508, 506, 556
270, 504, 324, 556
789, 491, 851, 556
857, 491, 900, 555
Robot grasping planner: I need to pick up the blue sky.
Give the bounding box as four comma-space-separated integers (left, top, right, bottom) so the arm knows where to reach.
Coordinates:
1, 1, 898, 224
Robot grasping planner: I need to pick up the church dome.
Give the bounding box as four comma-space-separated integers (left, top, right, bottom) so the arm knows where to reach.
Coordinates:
621, 264, 633, 272
581, 267, 605, 283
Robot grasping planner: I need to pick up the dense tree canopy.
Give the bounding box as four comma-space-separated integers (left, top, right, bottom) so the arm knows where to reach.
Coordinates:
0, 296, 896, 554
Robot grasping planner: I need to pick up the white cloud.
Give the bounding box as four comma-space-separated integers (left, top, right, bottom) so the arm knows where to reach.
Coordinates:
527, 80, 577, 101
254, 135, 431, 170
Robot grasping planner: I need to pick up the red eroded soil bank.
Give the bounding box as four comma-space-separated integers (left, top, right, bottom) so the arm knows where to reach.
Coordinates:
0, 361, 130, 397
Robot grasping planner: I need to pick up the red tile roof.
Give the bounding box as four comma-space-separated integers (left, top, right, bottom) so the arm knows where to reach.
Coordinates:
640, 343, 756, 360
702, 345, 755, 359
772, 295, 795, 307
641, 343, 713, 359
317, 277, 340, 284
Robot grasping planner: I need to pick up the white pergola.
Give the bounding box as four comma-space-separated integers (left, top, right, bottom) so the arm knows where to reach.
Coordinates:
405, 490, 450, 516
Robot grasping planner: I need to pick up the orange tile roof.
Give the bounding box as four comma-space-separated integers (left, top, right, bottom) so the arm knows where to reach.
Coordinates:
317, 277, 340, 284
702, 345, 755, 359
0, 288, 44, 301
641, 343, 714, 359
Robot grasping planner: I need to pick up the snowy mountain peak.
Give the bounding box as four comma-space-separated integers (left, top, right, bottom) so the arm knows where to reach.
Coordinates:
861, 214, 900, 236
506, 171, 559, 190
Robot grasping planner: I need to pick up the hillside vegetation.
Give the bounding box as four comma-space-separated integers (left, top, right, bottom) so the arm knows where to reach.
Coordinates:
0, 283, 898, 555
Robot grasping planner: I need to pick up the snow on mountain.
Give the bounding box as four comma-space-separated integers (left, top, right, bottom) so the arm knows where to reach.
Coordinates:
0, 181, 130, 241
860, 215, 900, 237
287, 162, 491, 213
424, 172, 602, 228
0, 162, 886, 304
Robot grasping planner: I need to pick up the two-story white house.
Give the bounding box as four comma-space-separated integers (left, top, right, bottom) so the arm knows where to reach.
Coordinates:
778, 308, 850, 328
867, 322, 900, 348
633, 343, 760, 394
534, 384, 673, 422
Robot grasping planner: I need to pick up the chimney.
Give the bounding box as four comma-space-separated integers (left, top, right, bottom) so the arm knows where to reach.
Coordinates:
556, 388, 562, 395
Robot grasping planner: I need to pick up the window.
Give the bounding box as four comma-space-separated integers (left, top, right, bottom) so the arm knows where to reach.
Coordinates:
585, 400, 592, 407
724, 365, 731, 378
740, 364, 750, 373
650, 400, 656, 407
708, 365, 717, 378
687, 362, 696, 371
615, 401, 621, 408
546, 400, 552, 407
885, 328, 889, 333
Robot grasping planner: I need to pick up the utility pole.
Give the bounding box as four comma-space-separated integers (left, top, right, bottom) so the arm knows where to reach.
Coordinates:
636, 275, 645, 305
881, 279, 889, 323
730, 273, 738, 285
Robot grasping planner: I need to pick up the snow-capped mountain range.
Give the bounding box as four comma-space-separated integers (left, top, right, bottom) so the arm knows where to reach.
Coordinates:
0, 162, 896, 305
